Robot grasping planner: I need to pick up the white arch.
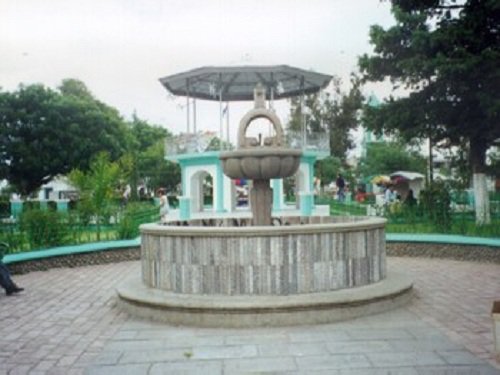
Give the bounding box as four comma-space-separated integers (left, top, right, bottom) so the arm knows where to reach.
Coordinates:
189, 169, 214, 213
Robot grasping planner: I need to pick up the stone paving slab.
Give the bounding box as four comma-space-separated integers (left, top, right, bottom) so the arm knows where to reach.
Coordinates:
0, 258, 499, 374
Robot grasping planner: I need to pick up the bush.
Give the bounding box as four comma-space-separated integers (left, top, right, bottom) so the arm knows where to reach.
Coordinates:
24, 201, 40, 211
0, 199, 10, 218
19, 209, 68, 249
419, 181, 452, 232
116, 203, 158, 240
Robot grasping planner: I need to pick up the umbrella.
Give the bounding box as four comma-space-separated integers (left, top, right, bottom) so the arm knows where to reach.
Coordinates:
371, 175, 391, 185
159, 65, 332, 102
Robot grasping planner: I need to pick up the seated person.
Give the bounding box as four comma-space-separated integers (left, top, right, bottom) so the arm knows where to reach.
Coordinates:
0, 243, 24, 296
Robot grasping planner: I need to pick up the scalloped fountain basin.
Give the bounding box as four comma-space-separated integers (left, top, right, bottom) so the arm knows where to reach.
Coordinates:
220, 148, 302, 180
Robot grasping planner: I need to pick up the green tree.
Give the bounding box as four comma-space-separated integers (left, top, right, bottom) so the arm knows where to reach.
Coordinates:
323, 75, 364, 161
116, 114, 181, 199
128, 113, 169, 151
0, 80, 129, 196
315, 156, 342, 186
358, 142, 427, 177
68, 152, 121, 241
139, 144, 180, 194
359, 0, 500, 223
287, 75, 363, 162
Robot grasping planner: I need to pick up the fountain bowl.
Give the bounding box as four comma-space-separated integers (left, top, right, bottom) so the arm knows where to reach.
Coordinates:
220, 148, 302, 180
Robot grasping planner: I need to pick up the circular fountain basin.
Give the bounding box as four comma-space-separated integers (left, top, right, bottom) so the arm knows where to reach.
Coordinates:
220, 148, 302, 180
117, 216, 413, 327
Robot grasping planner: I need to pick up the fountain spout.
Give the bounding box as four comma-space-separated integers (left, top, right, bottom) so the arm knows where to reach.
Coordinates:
220, 85, 302, 225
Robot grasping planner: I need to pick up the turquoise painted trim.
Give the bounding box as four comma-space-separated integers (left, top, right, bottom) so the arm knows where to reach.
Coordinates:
3, 233, 498, 266
40, 201, 48, 210
300, 193, 314, 216
171, 151, 221, 166
386, 233, 500, 247
3, 238, 141, 265
11, 201, 23, 218
215, 161, 224, 212
179, 197, 191, 220
175, 151, 222, 198
56, 201, 68, 212
302, 150, 329, 161
272, 179, 282, 211
181, 165, 187, 195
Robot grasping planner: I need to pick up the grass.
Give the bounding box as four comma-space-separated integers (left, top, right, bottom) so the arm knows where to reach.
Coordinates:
317, 195, 500, 238
386, 219, 500, 237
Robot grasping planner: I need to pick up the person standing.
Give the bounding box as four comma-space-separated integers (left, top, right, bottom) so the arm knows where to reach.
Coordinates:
158, 188, 169, 223
336, 173, 346, 202
404, 189, 417, 207
384, 184, 396, 205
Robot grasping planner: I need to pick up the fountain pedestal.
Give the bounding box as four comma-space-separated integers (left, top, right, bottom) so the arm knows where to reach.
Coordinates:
250, 180, 273, 225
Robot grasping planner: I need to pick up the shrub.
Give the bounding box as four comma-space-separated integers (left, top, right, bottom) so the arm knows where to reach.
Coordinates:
116, 203, 158, 240
19, 209, 68, 249
0, 200, 10, 218
419, 181, 452, 232
24, 201, 40, 211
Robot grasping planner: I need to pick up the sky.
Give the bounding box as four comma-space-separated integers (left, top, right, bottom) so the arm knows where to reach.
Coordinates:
0, 0, 396, 144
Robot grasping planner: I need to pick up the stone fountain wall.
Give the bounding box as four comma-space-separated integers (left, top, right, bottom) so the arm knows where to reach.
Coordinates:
140, 216, 386, 296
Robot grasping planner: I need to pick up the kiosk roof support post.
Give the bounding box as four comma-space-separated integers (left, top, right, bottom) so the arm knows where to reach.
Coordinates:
226, 102, 230, 145
186, 78, 191, 134
300, 77, 306, 147
219, 90, 223, 150
193, 98, 197, 135
219, 73, 223, 150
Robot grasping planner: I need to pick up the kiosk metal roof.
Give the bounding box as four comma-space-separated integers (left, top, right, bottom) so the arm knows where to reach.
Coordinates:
159, 65, 332, 101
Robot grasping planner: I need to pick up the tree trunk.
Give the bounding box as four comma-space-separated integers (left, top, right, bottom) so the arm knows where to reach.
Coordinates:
428, 137, 434, 184
470, 138, 490, 225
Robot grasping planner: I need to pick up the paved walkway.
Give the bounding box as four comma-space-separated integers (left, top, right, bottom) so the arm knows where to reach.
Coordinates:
0, 257, 499, 374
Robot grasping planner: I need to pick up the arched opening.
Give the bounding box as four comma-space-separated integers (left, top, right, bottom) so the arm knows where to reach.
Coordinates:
244, 117, 277, 146
190, 171, 214, 213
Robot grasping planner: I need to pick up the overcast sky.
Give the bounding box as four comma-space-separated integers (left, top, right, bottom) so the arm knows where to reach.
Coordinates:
0, 0, 395, 141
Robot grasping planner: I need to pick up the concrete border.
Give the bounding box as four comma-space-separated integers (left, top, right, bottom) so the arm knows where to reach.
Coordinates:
140, 216, 387, 237
116, 271, 413, 328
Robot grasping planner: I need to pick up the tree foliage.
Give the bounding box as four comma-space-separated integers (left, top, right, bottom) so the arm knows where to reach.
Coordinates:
287, 75, 364, 162
68, 152, 121, 241
119, 114, 173, 200
0, 80, 129, 195
314, 156, 342, 185
359, 0, 500, 173
358, 142, 427, 177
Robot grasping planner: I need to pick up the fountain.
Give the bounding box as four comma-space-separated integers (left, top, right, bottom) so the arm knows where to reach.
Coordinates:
116, 66, 413, 327
219, 84, 302, 225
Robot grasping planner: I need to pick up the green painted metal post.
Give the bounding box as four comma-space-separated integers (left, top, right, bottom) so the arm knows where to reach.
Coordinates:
56, 200, 69, 212
10, 200, 23, 218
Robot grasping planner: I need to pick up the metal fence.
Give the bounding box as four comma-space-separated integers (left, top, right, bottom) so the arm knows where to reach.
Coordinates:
165, 130, 330, 156
0, 202, 159, 254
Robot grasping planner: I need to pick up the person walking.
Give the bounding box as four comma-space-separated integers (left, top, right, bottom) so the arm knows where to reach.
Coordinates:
0, 243, 24, 296
336, 173, 346, 202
